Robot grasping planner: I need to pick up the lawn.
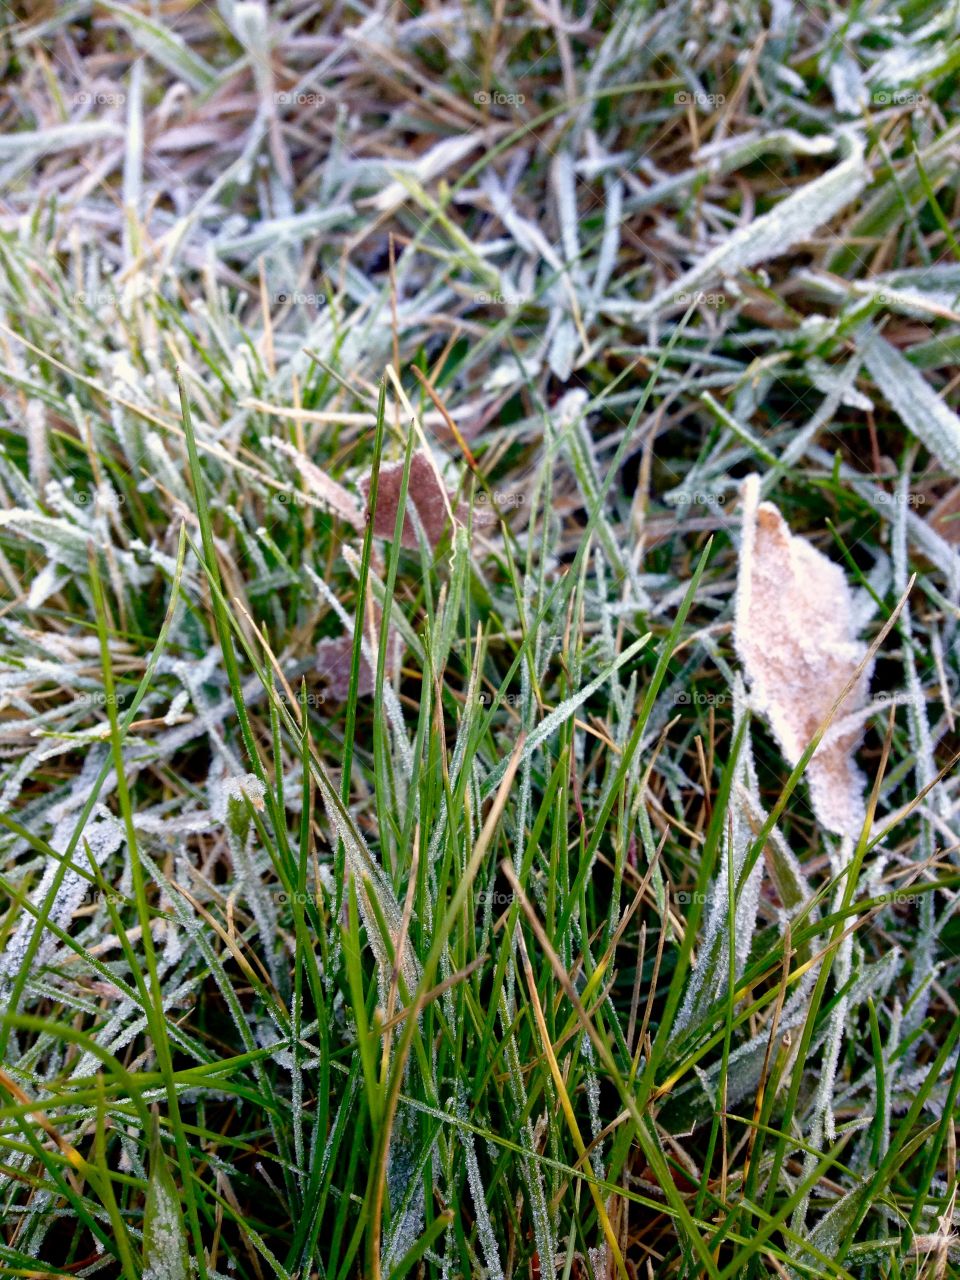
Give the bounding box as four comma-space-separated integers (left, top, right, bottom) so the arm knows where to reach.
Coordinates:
0, 1, 959, 1276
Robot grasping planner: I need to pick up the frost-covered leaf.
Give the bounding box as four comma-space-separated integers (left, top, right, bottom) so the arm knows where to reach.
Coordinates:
370, 134, 488, 213
634, 133, 866, 320
143, 1114, 189, 1280
735, 475, 873, 835
316, 601, 403, 702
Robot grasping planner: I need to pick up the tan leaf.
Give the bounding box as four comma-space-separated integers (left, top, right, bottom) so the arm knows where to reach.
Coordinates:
271, 438, 364, 529
735, 475, 873, 836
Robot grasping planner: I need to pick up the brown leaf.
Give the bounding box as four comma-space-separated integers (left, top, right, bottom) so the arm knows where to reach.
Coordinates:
360, 451, 458, 550
316, 603, 403, 703
735, 475, 873, 836
927, 483, 960, 544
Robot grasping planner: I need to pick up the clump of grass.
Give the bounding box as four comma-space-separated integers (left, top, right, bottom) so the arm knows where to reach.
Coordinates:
1, 1, 959, 1277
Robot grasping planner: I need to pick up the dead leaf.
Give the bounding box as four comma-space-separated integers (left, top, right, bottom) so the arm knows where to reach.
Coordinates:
735, 475, 873, 836
316, 602, 403, 702
927, 483, 960, 544
361, 450, 458, 550
270, 437, 364, 529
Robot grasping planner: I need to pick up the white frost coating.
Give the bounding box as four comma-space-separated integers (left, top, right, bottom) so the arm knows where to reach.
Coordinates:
581, 1036, 606, 1181
25, 400, 49, 494
696, 129, 837, 173
674, 677, 764, 1036
0, 808, 124, 989
143, 1175, 188, 1280
632, 132, 866, 320
163, 689, 190, 726
456, 1090, 504, 1280
790, 834, 872, 1248
862, 331, 960, 478
214, 771, 266, 820
372, 134, 489, 213
499, 986, 555, 1280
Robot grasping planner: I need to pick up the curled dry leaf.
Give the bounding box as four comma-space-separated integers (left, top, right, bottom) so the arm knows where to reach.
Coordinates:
317, 452, 475, 700
320, 451, 499, 699
361, 450, 478, 550
735, 475, 873, 836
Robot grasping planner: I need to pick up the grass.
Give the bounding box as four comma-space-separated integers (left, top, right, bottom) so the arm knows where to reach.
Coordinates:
1, 0, 960, 1276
